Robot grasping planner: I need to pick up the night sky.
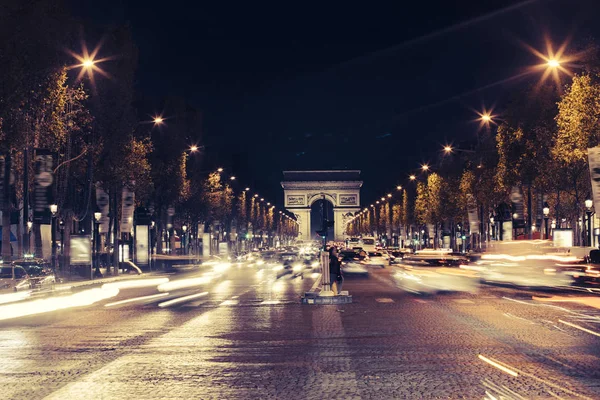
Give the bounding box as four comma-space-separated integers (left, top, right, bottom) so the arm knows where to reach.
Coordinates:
70, 0, 600, 206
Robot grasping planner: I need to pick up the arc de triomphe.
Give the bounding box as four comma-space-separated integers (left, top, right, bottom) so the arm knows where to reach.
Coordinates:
281, 170, 362, 241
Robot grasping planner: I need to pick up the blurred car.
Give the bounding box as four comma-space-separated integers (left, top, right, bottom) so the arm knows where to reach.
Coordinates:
392, 266, 478, 294
388, 250, 406, 265
0, 264, 31, 292
474, 253, 574, 288
340, 254, 369, 276
403, 249, 467, 266
12, 257, 56, 289
364, 251, 386, 268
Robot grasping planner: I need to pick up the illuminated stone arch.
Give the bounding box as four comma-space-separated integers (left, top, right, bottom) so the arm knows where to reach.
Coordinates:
281, 170, 362, 241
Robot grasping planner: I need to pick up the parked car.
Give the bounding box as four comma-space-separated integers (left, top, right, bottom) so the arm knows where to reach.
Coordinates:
0, 264, 31, 292
12, 258, 56, 290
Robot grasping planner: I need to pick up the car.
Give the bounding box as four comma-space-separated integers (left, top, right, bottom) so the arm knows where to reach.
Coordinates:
365, 251, 386, 268
340, 260, 369, 276
0, 264, 31, 292
12, 258, 56, 290
392, 266, 478, 294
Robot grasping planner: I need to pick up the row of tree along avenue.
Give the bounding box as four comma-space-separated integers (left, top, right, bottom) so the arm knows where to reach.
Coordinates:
347, 41, 600, 251
0, 1, 298, 277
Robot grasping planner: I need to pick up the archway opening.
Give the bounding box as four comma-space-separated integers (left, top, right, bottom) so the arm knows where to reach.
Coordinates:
310, 199, 334, 241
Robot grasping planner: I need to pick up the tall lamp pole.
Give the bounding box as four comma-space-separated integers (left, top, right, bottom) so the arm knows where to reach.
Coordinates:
50, 204, 58, 271
585, 199, 593, 247
182, 225, 187, 255
543, 206, 550, 240
94, 212, 101, 277
27, 221, 33, 254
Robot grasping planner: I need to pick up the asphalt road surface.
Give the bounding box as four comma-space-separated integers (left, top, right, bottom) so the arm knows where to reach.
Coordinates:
1, 262, 600, 399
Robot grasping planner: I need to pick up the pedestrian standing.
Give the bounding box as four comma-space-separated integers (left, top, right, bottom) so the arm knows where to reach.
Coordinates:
329, 246, 343, 295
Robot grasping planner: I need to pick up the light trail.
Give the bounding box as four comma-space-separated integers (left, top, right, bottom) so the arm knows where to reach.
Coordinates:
558, 320, 600, 338
104, 293, 170, 308
478, 354, 519, 377
158, 291, 209, 308
102, 277, 169, 290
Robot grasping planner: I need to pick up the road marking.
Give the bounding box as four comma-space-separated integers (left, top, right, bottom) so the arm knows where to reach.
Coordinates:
480, 355, 593, 399
558, 319, 600, 337
502, 312, 536, 325
375, 298, 394, 303
478, 355, 519, 377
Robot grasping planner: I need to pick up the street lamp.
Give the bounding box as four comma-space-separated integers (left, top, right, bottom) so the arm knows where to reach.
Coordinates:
585, 199, 593, 247
94, 212, 101, 277
50, 204, 58, 272
396, 186, 402, 191
547, 59, 560, 68
182, 225, 188, 255
543, 206, 550, 240
27, 221, 33, 254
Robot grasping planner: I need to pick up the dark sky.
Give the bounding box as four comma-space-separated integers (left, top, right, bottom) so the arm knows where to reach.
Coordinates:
70, 0, 600, 207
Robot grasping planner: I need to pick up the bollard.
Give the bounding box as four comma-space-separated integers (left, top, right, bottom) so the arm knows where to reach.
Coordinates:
320, 251, 335, 297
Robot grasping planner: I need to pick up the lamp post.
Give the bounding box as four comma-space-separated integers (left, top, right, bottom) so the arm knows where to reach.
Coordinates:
182, 225, 187, 255
26, 221, 33, 254
50, 204, 58, 271
94, 212, 101, 277
543, 206, 550, 240
585, 199, 593, 247
512, 213, 518, 240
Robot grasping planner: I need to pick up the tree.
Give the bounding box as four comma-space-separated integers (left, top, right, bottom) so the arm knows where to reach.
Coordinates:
552, 73, 600, 239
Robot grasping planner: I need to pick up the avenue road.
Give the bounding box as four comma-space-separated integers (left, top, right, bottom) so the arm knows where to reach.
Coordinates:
1, 262, 600, 399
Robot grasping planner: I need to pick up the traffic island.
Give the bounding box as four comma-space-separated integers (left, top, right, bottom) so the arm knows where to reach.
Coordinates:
301, 290, 352, 305
301, 251, 352, 305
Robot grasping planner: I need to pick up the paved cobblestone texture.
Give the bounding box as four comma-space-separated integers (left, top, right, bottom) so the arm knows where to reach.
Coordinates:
1, 265, 600, 399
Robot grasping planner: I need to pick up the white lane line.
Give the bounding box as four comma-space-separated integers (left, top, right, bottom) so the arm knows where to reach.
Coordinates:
478, 354, 519, 377
503, 296, 596, 320
375, 298, 394, 303
158, 292, 209, 308
558, 319, 600, 338
502, 312, 536, 325
480, 354, 593, 399
105, 293, 170, 307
